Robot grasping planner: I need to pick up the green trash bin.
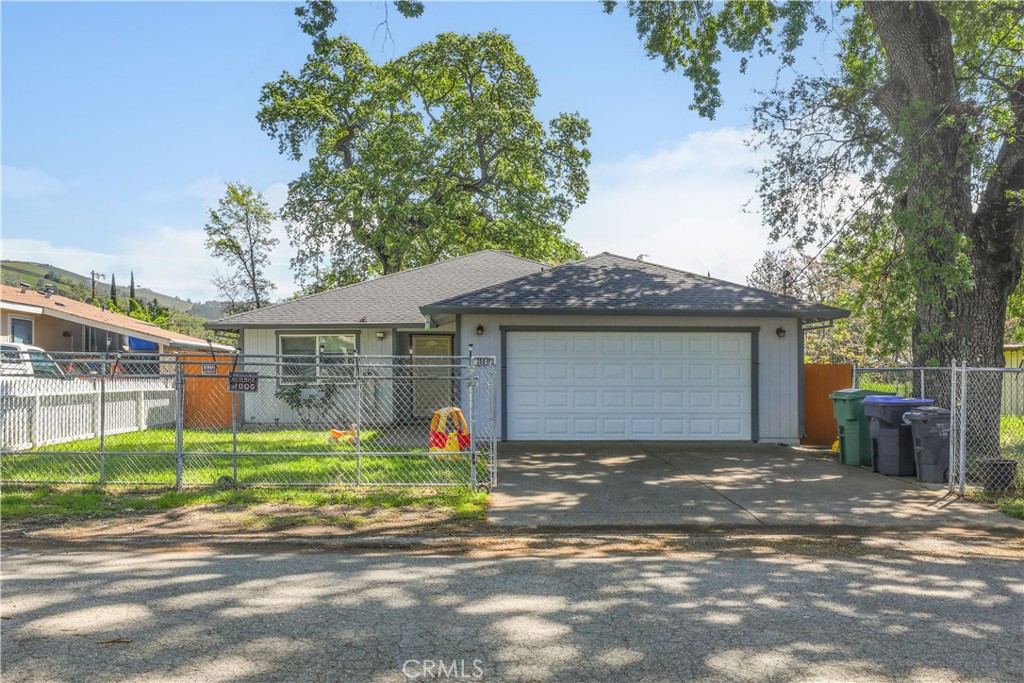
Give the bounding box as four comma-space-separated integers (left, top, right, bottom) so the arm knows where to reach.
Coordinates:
829, 388, 896, 466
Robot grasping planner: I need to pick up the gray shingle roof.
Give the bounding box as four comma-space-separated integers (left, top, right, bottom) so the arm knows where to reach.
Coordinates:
208, 250, 546, 329
420, 252, 849, 321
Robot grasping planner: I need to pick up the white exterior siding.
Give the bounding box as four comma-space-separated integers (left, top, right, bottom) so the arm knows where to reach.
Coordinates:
239, 325, 455, 425
459, 313, 801, 443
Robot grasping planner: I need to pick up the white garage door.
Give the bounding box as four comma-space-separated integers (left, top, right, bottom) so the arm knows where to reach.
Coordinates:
506, 331, 752, 440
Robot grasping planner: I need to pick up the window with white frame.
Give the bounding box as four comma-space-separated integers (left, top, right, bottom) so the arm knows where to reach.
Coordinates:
10, 317, 33, 345
279, 334, 357, 382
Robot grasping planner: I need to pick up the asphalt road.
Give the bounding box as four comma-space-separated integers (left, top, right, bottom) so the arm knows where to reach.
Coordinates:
2, 540, 1022, 683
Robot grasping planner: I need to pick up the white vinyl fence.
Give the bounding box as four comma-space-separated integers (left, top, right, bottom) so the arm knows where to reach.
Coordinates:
1, 376, 176, 451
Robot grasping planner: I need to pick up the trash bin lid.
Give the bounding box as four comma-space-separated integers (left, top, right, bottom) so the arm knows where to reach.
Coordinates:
903, 406, 951, 421
862, 395, 935, 407
829, 388, 895, 400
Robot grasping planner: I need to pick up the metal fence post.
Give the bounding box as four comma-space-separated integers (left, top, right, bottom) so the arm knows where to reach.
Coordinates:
468, 363, 477, 489
231, 391, 238, 482
919, 368, 926, 400
99, 378, 106, 485
174, 360, 184, 490
954, 362, 962, 497
852, 362, 858, 389
948, 360, 958, 494
354, 354, 362, 485
491, 364, 498, 488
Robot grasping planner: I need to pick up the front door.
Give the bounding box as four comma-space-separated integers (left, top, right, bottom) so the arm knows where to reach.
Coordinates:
411, 335, 454, 418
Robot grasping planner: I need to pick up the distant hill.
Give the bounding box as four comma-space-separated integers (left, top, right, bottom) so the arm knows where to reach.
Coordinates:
1, 260, 226, 320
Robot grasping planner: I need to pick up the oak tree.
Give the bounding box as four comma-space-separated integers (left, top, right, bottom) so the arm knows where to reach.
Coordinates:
259, 12, 590, 291
606, 0, 1023, 369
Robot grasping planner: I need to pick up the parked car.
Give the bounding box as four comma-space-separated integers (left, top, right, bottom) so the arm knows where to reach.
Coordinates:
0, 343, 66, 379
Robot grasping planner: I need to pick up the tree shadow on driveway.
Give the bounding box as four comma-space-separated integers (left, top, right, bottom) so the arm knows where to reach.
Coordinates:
2, 538, 1022, 682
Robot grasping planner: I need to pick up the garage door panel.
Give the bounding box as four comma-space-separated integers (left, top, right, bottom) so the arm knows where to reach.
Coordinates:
506, 331, 751, 441
631, 363, 657, 381
718, 417, 745, 437
661, 391, 684, 408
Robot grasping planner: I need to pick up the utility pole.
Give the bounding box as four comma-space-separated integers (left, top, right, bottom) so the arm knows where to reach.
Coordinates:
90, 271, 106, 300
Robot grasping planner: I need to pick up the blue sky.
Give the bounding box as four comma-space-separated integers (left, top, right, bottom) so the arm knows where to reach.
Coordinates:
2, 1, 836, 300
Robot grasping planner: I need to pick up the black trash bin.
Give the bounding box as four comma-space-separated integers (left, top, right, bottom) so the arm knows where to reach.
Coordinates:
904, 407, 951, 484
863, 396, 935, 476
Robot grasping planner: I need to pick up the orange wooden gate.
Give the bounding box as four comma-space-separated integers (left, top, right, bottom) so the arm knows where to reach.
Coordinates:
179, 353, 235, 429
803, 363, 853, 446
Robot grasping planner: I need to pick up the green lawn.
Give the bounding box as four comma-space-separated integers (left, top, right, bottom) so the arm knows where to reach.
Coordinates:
1, 428, 487, 487
0, 485, 489, 522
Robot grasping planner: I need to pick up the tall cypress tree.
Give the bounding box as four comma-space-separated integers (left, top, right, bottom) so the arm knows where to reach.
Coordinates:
129, 271, 136, 302
109, 274, 118, 309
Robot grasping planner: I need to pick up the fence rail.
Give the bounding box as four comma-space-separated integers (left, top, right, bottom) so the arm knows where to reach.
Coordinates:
854, 365, 1024, 495
0, 352, 497, 489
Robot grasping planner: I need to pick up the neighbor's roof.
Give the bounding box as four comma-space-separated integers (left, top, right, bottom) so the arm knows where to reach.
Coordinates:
208, 250, 547, 329
0, 285, 235, 352
421, 252, 850, 321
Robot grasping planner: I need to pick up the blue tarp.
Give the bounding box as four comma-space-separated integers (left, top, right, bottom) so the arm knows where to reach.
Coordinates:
128, 337, 159, 351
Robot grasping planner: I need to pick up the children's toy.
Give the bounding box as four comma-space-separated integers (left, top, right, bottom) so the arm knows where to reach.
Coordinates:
429, 407, 471, 457
328, 428, 359, 445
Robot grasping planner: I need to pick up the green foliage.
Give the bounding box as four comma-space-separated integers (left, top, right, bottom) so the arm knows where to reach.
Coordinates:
204, 182, 279, 312
747, 246, 892, 364
259, 19, 590, 290
1007, 274, 1024, 344
606, 1, 1024, 364
273, 382, 340, 425
604, 1, 823, 119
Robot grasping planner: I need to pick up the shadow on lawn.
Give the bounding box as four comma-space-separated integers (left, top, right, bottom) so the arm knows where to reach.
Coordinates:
1, 539, 1022, 682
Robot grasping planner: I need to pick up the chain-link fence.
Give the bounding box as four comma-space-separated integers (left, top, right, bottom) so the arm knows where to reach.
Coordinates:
1, 352, 497, 489
948, 365, 1024, 495
855, 365, 1024, 495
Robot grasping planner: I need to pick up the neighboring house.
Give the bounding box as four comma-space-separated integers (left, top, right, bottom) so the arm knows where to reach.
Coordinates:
1006, 344, 1023, 369
0, 284, 233, 354
211, 250, 848, 444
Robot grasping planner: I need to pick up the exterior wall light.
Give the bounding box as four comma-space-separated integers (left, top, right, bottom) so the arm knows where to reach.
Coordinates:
776, 327, 786, 338
476, 324, 485, 336
376, 331, 385, 341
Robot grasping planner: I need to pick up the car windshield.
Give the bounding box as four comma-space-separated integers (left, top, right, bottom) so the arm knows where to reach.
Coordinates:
27, 351, 64, 378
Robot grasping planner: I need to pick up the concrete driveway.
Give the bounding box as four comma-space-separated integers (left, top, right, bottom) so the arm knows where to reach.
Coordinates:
491, 441, 1024, 531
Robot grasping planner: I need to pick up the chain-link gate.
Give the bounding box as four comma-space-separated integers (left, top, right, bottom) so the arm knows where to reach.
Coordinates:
1, 352, 497, 489
855, 364, 1024, 495
948, 364, 1024, 495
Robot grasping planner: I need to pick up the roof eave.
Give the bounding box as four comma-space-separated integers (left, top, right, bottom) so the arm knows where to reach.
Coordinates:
419, 305, 851, 321
205, 320, 432, 331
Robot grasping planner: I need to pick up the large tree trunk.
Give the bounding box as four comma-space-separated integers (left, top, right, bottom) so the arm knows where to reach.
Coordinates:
867, 2, 1023, 460
866, 2, 1024, 370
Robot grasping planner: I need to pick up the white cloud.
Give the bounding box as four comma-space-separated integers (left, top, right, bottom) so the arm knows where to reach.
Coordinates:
567, 127, 776, 284
140, 174, 226, 206
2, 165, 65, 199
2, 180, 300, 303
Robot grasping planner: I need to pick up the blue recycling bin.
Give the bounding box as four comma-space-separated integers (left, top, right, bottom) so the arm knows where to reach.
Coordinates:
863, 396, 934, 476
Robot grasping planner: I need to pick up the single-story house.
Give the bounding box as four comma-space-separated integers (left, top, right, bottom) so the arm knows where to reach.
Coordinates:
1, 284, 234, 354
210, 250, 847, 443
